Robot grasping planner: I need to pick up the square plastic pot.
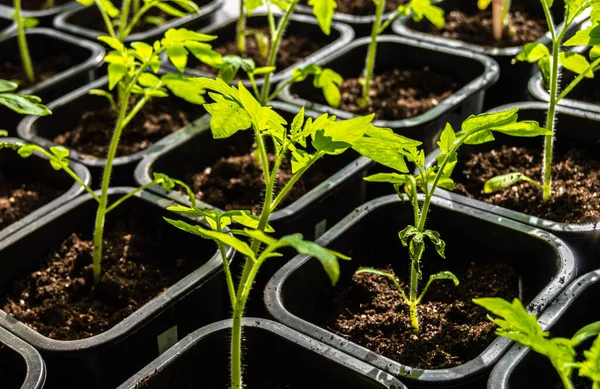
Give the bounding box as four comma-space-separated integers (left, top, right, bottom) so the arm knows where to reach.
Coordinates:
117, 318, 408, 389
0, 188, 234, 388
424, 101, 600, 274
265, 194, 576, 388
161, 12, 354, 88
0, 325, 46, 389
133, 102, 372, 316
0, 137, 91, 243
278, 35, 499, 153
17, 74, 207, 187
0, 28, 105, 135
392, 0, 587, 110
53, 0, 223, 43
487, 269, 600, 389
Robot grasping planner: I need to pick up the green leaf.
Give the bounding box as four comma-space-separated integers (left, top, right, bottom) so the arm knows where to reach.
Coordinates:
153, 172, 176, 190
162, 28, 217, 43
162, 73, 206, 104
99, 0, 120, 17
398, 225, 419, 246
223, 210, 275, 232
428, 270, 459, 286
290, 107, 305, 141
107, 62, 127, 90
565, 24, 600, 47
21, 17, 39, 29
483, 172, 539, 193
492, 120, 552, 137
364, 172, 409, 184
98, 36, 125, 52
48, 146, 69, 170
156, 2, 186, 17
17, 144, 36, 158
314, 68, 343, 108
166, 45, 189, 73
590, 46, 600, 61
579, 333, 600, 383
246, 0, 263, 15
410, 0, 445, 28
164, 218, 256, 260
462, 108, 519, 132
422, 229, 445, 258
409, 233, 425, 262
280, 233, 350, 285
241, 229, 279, 246
0, 130, 7, 137
0, 93, 51, 116
204, 93, 251, 138
0, 80, 18, 93
352, 126, 421, 173
308, 0, 336, 35
138, 72, 162, 88
437, 123, 456, 153
515, 43, 550, 63
560, 51, 594, 78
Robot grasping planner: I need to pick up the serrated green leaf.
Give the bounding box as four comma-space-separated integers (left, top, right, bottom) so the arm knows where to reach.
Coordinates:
162, 73, 206, 104
492, 120, 552, 137
204, 95, 251, 138
107, 63, 127, 90
166, 45, 189, 73
565, 25, 600, 46
579, 333, 600, 383
437, 123, 456, 153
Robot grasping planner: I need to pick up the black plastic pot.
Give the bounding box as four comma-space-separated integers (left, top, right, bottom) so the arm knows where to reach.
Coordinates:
528, 52, 600, 114
0, 137, 91, 243
392, 0, 587, 110
17, 74, 207, 187
162, 12, 354, 89
0, 188, 234, 388
424, 101, 600, 274
134, 101, 372, 316
0, 0, 74, 27
265, 194, 576, 388
0, 13, 14, 36
54, 0, 223, 44
118, 318, 408, 389
279, 35, 499, 153
487, 269, 600, 389
294, 2, 396, 36
0, 28, 105, 136
0, 325, 46, 389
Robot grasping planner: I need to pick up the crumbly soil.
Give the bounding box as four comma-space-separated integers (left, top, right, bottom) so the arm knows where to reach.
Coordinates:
0, 221, 200, 340
338, 68, 461, 121
301, 0, 405, 15
455, 146, 600, 224
0, 54, 75, 90
181, 150, 331, 215
321, 261, 518, 369
195, 27, 323, 77
408, 7, 547, 48
0, 0, 70, 10
0, 169, 65, 231
53, 98, 200, 157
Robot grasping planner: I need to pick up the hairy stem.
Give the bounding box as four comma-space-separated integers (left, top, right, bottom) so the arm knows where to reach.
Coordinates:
14, 0, 34, 84
259, 0, 299, 103
94, 0, 117, 39
361, 0, 384, 104
118, 0, 132, 41
542, 39, 561, 202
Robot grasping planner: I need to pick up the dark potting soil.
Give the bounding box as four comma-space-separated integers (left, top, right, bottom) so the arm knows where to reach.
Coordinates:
181, 149, 330, 215
53, 98, 200, 157
454, 146, 600, 224
337, 68, 461, 121
0, 54, 75, 90
321, 261, 519, 369
301, 0, 405, 15
408, 7, 546, 48
0, 169, 65, 231
195, 26, 324, 76
0, 0, 70, 10
0, 220, 200, 340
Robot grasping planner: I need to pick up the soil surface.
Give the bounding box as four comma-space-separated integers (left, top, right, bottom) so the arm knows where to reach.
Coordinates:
0, 54, 75, 90
0, 0, 70, 10
181, 147, 333, 215
408, 7, 546, 48
53, 98, 200, 157
195, 26, 324, 77
455, 146, 600, 224
337, 68, 461, 121
321, 261, 519, 369
301, 0, 405, 15
0, 169, 65, 231
0, 220, 200, 340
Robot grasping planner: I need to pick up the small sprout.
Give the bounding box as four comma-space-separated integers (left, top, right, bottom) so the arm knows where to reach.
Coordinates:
352, 109, 549, 333
11, 0, 37, 84
474, 297, 600, 389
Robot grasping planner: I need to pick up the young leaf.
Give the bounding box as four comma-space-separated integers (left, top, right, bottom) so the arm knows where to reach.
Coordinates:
483, 172, 540, 193
355, 268, 407, 301
162, 73, 207, 104
409, 233, 425, 262
422, 229, 445, 258
313, 68, 343, 108
308, 0, 336, 35
572, 321, 600, 346
352, 126, 421, 173
579, 333, 600, 384
0, 93, 51, 116
560, 51, 594, 78
0, 80, 18, 93
398, 225, 419, 246
410, 0, 445, 28
204, 94, 252, 138
514, 43, 550, 63
437, 123, 456, 153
